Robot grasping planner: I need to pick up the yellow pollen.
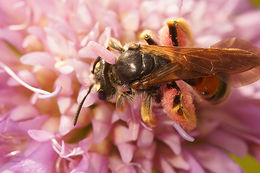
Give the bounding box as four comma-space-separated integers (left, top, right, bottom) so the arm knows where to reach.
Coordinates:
95, 83, 101, 91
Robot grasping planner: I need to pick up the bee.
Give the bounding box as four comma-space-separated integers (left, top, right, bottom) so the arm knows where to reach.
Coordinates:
74, 19, 260, 132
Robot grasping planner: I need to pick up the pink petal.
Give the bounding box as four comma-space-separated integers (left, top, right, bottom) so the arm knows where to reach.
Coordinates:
92, 104, 113, 143
52, 140, 84, 158
7, 69, 38, 87
79, 41, 115, 64
98, 27, 111, 48
67, 59, 92, 86
226, 126, 260, 145
80, 22, 100, 47
141, 13, 162, 30
137, 127, 154, 147
58, 64, 74, 74
77, 89, 98, 107
79, 135, 93, 151
114, 165, 136, 173
59, 115, 73, 135
182, 150, 205, 173
117, 142, 136, 163
113, 109, 131, 122
71, 155, 89, 173
88, 153, 108, 173
159, 156, 176, 173
0, 28, 24, 51
18, 115, 49, 131
28, 129, 54, 142
206, 129, 248, 157
27, 26, 46, 42
157, 132, 181, 155
234, 11, 260, 41
92, 119, 111, 143
5, 142, 57, 173
121, 11, 139, 31
168, 154, 190, 170
128, 120, 140, 141
108, 154, 139, 173
99, 9, 121, 38
51, 19, 77, 43
45, 27, 73, 57
0, 115, 48, 134
57, 97, 72, 114
10, 104, 39, 121
70, 4, 93, 33
190, 145, 243, 173
54, 74, 73, 96
135, 142, 156, 160
113, 124, 132, 144
250, 144, 260, 162
20, 52, 55, 69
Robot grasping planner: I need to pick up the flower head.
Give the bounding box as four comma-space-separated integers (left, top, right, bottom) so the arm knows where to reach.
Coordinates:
0, 0, 260, 172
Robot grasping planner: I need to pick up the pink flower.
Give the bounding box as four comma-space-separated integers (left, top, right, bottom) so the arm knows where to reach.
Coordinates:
0, 0, 260, 173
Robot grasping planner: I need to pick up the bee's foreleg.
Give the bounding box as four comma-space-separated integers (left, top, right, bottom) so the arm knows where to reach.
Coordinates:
108, 38, 125, 52
141, 94, 157, 127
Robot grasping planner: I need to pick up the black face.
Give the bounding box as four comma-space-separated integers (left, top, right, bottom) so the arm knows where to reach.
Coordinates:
93, 58, 116, 100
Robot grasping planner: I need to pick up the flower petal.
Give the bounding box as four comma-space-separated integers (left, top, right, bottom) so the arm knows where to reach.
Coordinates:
20, 52, 54, 69
28, 129, 54, 142
71, 155, 89, 173
59, 115, 73, 135
157, 132, 181, 155
87, 153, 108, 173
92, 104, 113, 143
79, 41, 115, 64
137, 127, 154, 147
10, 104, 39, 121
189, 145, 243, 173
117, 142, 136, 163
183, 150, 205, 173
1, 142, 57, 173
206, 129, 248, 157
77, 89, 98, 107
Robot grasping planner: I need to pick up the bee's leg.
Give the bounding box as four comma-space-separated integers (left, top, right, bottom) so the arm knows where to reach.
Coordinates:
108, 38, 125, 52
140, 30, 158, 45
166, 18, 194, 47
116, 90, 134, 112
116, 94, 127, 112
141, 94, 157, 127
166, 20, 179, 47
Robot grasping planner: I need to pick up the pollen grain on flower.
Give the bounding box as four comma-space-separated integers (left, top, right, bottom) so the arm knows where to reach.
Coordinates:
0, 0, 260, 173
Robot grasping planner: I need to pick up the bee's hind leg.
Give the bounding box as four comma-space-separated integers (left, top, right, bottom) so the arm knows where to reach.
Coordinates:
141, 94, 157, 127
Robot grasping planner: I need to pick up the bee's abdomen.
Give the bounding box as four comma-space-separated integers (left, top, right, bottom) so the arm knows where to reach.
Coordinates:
185, 76, 229, 104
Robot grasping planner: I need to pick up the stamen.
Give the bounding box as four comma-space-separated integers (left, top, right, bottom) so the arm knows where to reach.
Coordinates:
0, 61, 61, 99
172, 121, 195, 142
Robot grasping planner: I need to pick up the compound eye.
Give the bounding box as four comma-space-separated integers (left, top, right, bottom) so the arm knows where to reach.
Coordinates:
98, 89, 107, 100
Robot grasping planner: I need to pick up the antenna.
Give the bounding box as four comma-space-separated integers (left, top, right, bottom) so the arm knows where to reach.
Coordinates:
74, 84, 94, 126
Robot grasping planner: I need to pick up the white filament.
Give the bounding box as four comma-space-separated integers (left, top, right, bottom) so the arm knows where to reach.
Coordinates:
0, 61, 61, 99
172, 121, 195, 142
